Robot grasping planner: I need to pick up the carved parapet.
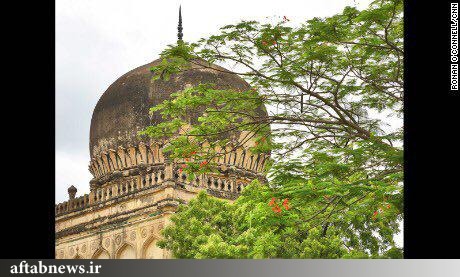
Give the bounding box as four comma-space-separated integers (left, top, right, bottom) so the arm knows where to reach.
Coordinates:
88, 141, 268, 181
55, 194, 90, 216
89, 142, 165, 179
58, 138, 267, 216
58, 154, 265, 217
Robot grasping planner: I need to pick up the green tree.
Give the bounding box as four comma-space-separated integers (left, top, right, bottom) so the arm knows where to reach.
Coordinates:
144, 0, 403, 258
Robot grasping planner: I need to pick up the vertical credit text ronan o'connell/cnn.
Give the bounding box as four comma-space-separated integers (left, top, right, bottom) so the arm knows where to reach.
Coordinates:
451, 3, 458, 91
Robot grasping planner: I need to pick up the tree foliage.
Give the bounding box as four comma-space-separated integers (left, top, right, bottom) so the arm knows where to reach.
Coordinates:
143, 0, 404, 258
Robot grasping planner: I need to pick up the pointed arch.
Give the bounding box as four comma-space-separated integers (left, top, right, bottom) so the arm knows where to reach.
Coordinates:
117, 147, 127, 168
115, 243, 136, 259
138, 143, 147, 163
249, 155, 254, 170
146, 145, 154, 164
128, 147, 137, 167
97, 156, 106, 175
101, 153, 111, 173
254, 154, 261, 171
240, 150, 246, 167
150, 143, 158, 164
109, 150, 119, 170
135, 146, 143, 165
92, 248, 110, 259
141, 235, 163, 259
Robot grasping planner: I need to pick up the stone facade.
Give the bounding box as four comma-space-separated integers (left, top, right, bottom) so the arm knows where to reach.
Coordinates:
55, 58, 268, 259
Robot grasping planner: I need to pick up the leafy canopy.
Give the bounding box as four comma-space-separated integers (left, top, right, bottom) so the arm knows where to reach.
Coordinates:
143, 0, 403, 258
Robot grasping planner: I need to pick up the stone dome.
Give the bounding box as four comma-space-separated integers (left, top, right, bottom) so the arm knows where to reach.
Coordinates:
90, 58, 265, 159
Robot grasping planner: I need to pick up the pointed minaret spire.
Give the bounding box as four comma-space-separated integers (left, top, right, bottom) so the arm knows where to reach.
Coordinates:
177, 5, 183, 42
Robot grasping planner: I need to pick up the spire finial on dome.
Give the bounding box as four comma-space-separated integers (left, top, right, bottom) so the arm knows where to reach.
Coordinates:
177, 5, 183, 42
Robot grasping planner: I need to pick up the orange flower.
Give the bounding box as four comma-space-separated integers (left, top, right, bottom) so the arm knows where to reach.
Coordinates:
272, 205, 282, 213
199, 161, 208, 168
268, 197, 276, 206
282, 198, 290, 210
372, 210, 378, 220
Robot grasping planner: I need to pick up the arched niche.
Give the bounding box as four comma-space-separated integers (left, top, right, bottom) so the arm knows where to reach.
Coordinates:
116, 243, 136, 259
141, 236, 163, 259
92, 248, 110, 259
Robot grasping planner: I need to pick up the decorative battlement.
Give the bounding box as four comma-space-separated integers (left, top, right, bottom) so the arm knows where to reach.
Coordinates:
56, 194, 90, 215
89, 142, 165, 179
55, 161, 264, 216
56, 140, 269, 217
89, 141, 268, 180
